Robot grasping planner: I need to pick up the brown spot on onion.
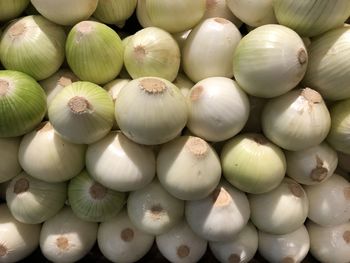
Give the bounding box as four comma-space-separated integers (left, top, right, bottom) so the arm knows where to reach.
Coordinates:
120, 228, 134, 242
13, 178, 30, 194
177, 245, 190, 258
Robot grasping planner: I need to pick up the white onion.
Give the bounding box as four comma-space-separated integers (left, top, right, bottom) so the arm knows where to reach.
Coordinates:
249, 177, 309, 235
98, 210, 155, 263
186, 77, 249, 142
262, 88, 331, 151
0, 0, 30, 22
209, 222, 258, 263
86, 131, 156, 192
0, 137, 21, 183
182, 17, 241, 82
93, 0, 137, 25
202, 0, 242, 27
258, 225, 310, 263
285, 142, 338, 185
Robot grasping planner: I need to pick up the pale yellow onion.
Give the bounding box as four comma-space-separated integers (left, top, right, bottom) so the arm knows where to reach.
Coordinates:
262, 88, 331, 151
31, 0, 98, 26
183, 17, 241, 82
93, 0, 137, 24
0, 0, 30, 21
172, 73, 194, 97
202, 0, 242, 27
0, 137, 21, 183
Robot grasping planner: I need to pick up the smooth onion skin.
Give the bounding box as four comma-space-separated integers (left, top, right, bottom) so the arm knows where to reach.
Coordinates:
93, 0, 137, 25
273, 0, 350, 37
262, 88, 331, 151
0, 137, 21, 183
0, 0, 30, 22
233, 24, 308, 98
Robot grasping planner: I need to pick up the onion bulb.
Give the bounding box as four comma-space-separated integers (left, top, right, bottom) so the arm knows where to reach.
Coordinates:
6, 172, 67, 224
202, 0, 242, 27
136, 0, 153, 28
31, 0, 98, 26
93, 0, 137, 25
233, 24, 307, 98
0, 204, 41, 263
48, 81, 115, 144
0, 0, 30, 22
115, 77, 188, 145
221, 133, 286, 194
0, 15, 66, 80
124, 27, 180, 82
262, 88, 331, 151
0, 137, 21, 183
0, 70, 46, 137
186, 77, 249, 142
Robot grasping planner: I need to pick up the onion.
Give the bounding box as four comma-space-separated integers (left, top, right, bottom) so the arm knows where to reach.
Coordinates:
258, 225, 310, 263
40, 206, 98, 263
338, 151, 350, 172
93, 0, 137, 25
172, 73, 194, 97
202, 0, 242, 28
241, 96, 267, 133
303, 26, 350, 101
226, 0, 276, 27
0, 137, 21, 183
0, 70, 46, 137
68, 170, 126, 222
136, 0, 153, 28
156, 221, 207, 263
186, 77, 249, 142
273, 0, 350, 37
285, 142, 338, 185
185, 180, 250, 241
18, 122, 86, 183
182, 17, 241, 82
48, 81, 115, 144
98, 210, 155, 263
304, 174, 350, 227
327, 99, 350, 154
209, 222, 258, 263
31, 0, 98, 26
143, 0, 207, 33
124, 27, 180, 82
6, 172, 67, 224
127, 179, 184, 235
249, 178, 309, 235
233, 24, 308, 98
0, 0, 30, 22
115, 77, 188, 145
0, 15, 66, 80
0, 204, 41, 263
262, 88, 331, 151
307, 220, 350, 263
66, 21, 124, 85
221, 133, 286, 194
86, 131, 156, 192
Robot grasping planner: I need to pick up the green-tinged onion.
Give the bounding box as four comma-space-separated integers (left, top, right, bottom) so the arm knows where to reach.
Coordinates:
0, 70, 46, 137
0, 137, 21, 183
186, 77, 249, 142
0, 204, 41, 263
66, 22, 123, 85
127, 179, 184, 235
48, 81, 114, 144
31, 0, 98, 26
18, 122, 86, 183
185, 180, 250, 241
262, 88, 331, 151
307, 221, 350, 263
98, 209, 155, 263
0, 15, 66, 80
286, 142, 338, 185
202, 0, 242, 27
327, 99, 350, 154
183, 18, 241, 82
249, 178, 309, 235
241, 96, 267, 133
209, 222, 258, 263
6, 172, 67, 224
171, 30, 191, 52
40, 206, 98, 263
226, 0, 276, 27
273, 0, 350, 37
115, 77, 188, 145
143, 0, 207, 33
157, 136, 221, 200
124, 27, 180, 82
303, 26, 350, 100
172, 73, 194, 97
68, 170, 126, 222
338, 151, 350, 172
305, 174, 350, 227
233, 24, 308, 98
136, 0, 153, 28
156, 221, 207, 263
0, 0, 30, 22
221, 133, 286, 194
258, 225, 310, 263
86, 131, 156, 192
93, 0, 137, 25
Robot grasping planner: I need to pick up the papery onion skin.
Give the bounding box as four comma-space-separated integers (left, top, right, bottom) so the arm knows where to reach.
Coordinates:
0, 0, 30, 22
93, 0, 137, 25
0, 137, 21, 183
